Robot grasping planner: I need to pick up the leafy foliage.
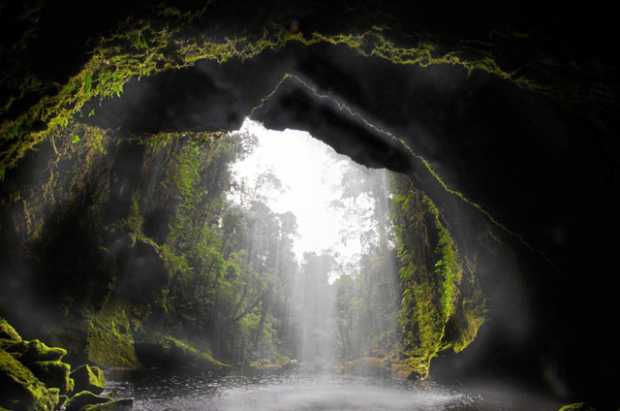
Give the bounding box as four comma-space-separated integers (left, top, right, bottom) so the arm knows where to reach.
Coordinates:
390, 174, 484, 378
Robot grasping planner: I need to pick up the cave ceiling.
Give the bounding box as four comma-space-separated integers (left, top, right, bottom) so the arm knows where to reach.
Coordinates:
1, 0, 617, 269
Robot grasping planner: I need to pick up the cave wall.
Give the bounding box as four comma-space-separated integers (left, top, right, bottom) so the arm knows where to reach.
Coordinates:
0, 123, 241, 367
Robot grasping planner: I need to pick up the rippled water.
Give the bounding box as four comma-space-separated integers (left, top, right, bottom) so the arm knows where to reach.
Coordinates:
106, 371, 563, 411
106, 372, 475, 411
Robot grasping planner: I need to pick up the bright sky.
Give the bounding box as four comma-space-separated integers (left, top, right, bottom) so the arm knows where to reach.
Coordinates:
230, 118, 373, 272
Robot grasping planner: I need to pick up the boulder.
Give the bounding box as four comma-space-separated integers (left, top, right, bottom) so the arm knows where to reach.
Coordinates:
65, 391, 111, 411
85, 308, 139, 369
71, 364, 106, 394
30, 360, 75, 393
0, 349, 60, 411
135, 334, 228, 371
3, 339, 67, 364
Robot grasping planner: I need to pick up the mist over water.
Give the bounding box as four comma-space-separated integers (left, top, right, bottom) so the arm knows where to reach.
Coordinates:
212, 378, 464, 411
108, 373, 472, 411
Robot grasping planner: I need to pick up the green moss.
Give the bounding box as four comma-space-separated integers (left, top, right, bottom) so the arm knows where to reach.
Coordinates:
64, 391, 111, 411
81, 124, 108, 156
7, 121, 112, 243
3, 340, 67, 363
451, 274, 486, 353
155, 334, 229, 370
84, 306, 139, 369
126, 194, 144, 246
423, 196, 461, 321
165, 138, 210, 246
71, 365, 105, 395
0, 319, 21, 342
558, 403, 596, 411
143, 131, 184, 154
390, 174, 484, 378
0, 349, 59, 411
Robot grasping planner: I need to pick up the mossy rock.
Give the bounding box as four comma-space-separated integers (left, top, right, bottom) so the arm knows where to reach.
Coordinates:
136, 334, 228, 371
85, 308, 139, 369
64, 391, 111, 411
0, 349, 60, 411
558, 403, 597, 411
0, 319, 22, 343
83, 398, 133, 411
71, 365, 105, 394
30, 360, 74, 393
3, 339, 67, 364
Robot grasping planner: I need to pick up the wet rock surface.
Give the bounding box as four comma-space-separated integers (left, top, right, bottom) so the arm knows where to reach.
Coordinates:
0, 318, 133, 411
71, 365, 106, 395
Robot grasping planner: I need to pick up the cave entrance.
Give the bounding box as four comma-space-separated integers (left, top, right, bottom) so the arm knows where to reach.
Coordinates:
225, 117, 400, 368
0, 58, 483, 381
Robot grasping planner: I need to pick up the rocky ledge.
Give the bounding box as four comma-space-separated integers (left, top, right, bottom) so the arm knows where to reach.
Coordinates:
1, 318, 132, 411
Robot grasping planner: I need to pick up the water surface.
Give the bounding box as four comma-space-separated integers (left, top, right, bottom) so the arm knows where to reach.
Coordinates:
106, 371, 562, 411
107, 372, 473, 411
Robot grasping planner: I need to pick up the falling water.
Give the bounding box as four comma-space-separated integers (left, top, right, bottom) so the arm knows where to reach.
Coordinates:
295, 252, 337, 371
230, 118, 398, 371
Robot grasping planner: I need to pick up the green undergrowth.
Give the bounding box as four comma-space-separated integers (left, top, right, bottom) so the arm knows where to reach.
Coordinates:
125, 131, 231, 284
390, 174, 484, 378
118, 131, 247, 355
